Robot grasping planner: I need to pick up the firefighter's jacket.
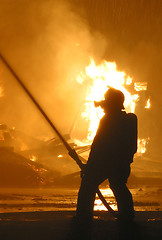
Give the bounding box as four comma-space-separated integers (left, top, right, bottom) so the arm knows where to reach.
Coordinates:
87, 111, 137, 170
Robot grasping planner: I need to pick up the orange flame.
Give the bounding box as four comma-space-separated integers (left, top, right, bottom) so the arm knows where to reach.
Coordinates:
73, 58, 150, 155
76, 58, 139, 142
145, 98, 151, 109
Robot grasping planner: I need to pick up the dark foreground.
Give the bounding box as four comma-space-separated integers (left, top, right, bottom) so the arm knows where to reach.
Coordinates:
0, 211, 161, 240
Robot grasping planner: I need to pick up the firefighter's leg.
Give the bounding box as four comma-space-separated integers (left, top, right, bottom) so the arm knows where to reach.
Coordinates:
110, 181, 134, 220
109, 165, 134, 220
76, 168, 106, 223
70, 172, 101, 240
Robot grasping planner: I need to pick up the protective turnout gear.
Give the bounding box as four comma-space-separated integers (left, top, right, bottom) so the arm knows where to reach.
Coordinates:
76, 88, 137, 222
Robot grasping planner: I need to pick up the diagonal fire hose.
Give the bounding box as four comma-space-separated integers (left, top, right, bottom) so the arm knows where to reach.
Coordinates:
0, 54, 117, 217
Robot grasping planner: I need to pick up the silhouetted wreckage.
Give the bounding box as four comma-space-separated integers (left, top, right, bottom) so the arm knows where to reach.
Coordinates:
0, 122, 161, 188
0, 123, 83, 187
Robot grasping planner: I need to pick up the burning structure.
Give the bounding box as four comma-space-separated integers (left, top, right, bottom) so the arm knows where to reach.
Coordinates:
0, 55, 159, 188
0, 0, 161, 187
71, 59, 150, 154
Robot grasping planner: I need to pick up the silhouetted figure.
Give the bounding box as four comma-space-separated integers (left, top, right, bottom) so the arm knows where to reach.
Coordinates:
75, 88, 137, 225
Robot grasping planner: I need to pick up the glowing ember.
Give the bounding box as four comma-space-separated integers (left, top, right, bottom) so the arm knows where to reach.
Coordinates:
145, 98, 151, 109
30, 155, 37, 162
58, 155, 63, 158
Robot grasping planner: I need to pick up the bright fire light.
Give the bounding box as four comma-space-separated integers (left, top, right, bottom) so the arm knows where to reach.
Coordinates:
145, 98, 151, 109
74, 58, 150, 155
137, 138, 149, 154
134, 82, 147, 91
30, 155, 37, 162
94, 188, 117, 211
76, 58, 139, 142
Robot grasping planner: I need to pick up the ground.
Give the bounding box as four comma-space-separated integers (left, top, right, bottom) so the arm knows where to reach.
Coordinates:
0, 211, 161, 240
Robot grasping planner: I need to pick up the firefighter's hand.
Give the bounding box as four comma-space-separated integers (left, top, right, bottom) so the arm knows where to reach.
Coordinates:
68, 149, 79, 161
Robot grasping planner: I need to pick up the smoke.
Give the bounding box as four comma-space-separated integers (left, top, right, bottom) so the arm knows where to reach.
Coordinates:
0, 0, 107, 138
76, 0, 162, 157
129, 41, 162, 157
0, 0, 161, 179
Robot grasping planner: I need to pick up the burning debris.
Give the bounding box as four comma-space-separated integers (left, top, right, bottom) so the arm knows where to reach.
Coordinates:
0, 123, 61, 187
0, 119, 160, 188
0, 121, 82, 187
0, 148, 57, 188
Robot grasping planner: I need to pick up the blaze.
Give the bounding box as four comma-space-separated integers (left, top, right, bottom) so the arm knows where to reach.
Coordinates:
76, 58, 139, 142
74, 58, 150, 155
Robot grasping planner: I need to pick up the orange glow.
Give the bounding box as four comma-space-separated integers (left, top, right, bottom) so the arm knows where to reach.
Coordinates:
94, 199, 117, 211
0, 86, 4, 97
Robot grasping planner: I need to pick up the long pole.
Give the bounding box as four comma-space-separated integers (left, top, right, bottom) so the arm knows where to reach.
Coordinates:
0, 54, 117, 217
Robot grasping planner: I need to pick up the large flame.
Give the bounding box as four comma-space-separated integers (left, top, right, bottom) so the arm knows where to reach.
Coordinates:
76, 58, 138, 141
74, 58, 150, 155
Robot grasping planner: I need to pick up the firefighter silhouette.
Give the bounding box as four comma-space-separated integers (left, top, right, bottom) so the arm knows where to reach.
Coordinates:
76, 88, 137, 222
